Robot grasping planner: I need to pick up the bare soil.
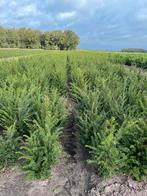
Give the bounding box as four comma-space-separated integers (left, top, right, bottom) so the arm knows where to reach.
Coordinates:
0, 127, 4, 135
0, 167, 146, 196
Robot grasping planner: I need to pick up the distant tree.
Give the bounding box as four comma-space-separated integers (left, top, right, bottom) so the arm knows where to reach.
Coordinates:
63, 30, 80, 50
41, 31, 65, 50
0, 27, 7, 48
121, 48, 146, 53
0, 27, 80, 50
41, 31, 59, 49
5, 29, 19, 48
52, 31, 66, 50
18, 28, 41, 48
18, 28, 31, 48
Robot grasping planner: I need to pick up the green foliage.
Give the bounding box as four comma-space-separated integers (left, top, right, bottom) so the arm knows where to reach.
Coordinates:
0, 123, 20, 169
18, 88, 67, 179
0, 53, 67, 179
0, 49, 47, 58
107, 52, 147, 69
18, 28, 41, 49
70, 52, 147, 181
41, 30, 79, 50
19, 121, 61, 180
87, 118, 122, 178
0, 27, 7, 48
117, 118, 147, 181
64, 30, 80, 50
0, 27, 80, 50
121, 48, 146, 53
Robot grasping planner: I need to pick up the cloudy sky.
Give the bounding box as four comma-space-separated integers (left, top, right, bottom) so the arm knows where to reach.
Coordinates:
0, 0, 147, 50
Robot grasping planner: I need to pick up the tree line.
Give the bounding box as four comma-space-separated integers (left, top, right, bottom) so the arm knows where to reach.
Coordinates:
0, 27, 80, 50
121, 48, 147, 53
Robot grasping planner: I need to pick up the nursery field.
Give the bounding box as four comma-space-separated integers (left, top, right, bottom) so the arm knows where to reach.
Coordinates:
0, 48, 48, 58
0, 50, 146, 194
105, 51, 147, 69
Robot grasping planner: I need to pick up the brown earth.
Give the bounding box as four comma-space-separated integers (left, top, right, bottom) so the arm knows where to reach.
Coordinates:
0, 156, 146, 196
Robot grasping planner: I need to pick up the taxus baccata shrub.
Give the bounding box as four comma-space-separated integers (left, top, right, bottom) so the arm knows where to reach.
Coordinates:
70, 53, 147, 181
0, 53, 67, 179
0, 123, 20, 169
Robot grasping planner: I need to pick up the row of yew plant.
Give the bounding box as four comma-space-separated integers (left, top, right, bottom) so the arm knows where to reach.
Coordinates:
0, 49, 49, 59
0, 52, 68, 179
107, 52, 147, 69
69, 52, 147, 181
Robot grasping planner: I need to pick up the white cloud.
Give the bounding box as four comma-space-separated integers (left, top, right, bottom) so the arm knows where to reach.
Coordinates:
0, 0, 6, 7
57, 11, 76, 20
74, 0, 87, 8
136, 8, 147, 21
137, 14, 147, 21
9, 0, 19, 7
17, 4, 38, 17
72, 0, 105, 10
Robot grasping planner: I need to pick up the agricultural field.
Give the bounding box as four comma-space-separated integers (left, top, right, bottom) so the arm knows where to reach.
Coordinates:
0, 48, 49, 58
82, 50, 147, 69
0, 50, 146, 195
106, 52, 147, 69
